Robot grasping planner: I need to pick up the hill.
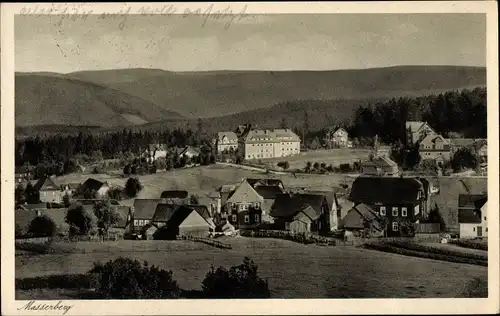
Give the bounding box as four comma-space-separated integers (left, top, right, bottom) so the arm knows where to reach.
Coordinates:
66, 65, 487, 118
15, 73, 184, 128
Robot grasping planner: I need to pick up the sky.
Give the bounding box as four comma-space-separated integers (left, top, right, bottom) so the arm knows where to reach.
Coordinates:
15, 13, 486, 73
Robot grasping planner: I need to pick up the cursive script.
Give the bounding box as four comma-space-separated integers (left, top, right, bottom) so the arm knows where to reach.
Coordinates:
19, 4, 253, 31
18, 300, 73, 315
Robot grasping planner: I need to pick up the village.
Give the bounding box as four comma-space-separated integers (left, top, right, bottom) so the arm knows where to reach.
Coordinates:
15, 120, 488, 245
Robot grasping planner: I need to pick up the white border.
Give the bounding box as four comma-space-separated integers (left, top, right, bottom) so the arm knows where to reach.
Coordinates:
2, 2, 499, 315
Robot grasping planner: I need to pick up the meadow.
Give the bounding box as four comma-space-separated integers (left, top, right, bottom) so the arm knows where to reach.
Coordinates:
16, 238, 487, 299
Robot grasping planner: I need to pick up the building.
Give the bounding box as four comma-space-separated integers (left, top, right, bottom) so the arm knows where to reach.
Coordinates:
178, 146, 200, 160
458, 194, 487, 238
340, 203, 385, 237
361, 156, 399, 176
216, 132, 239, 153
405, 121, 437, 145
77, 178, 110, 199
61, 183, 80, 197
246, 178, 285, 190
271, 192, 332, 234
253, 185, 286, 222
160, 190, 189, 204
143, 144, 168, 163
348, 176, 429, 237
238, 128, 301, 160
153, 205, 215, 239
323, 127, 349, 148
15, 164, 34, 184
33, 176, 63, 203
419, 134, 452, 162
207, 191, 222, 216
132, 199, 165, 233
224, 180, 264, 229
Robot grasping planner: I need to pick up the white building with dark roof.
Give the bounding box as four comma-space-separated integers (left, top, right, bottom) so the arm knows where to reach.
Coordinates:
238, 128, 301, 160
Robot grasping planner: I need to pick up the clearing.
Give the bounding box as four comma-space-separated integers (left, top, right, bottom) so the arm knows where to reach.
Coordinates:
16, 238, 487, 299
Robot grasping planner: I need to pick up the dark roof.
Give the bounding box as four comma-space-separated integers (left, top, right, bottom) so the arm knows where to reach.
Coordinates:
254, 185, 285, 199
247, 178, 284, 188
458, 209, 482, 224
271, 193, 326, 219
164, 205, 211, 228
152, 204, 182, 222
133, 199, 164, 220
304, 190, 336, 211
81, 178, 106, 191
33, 177, 59, 191
458, 194, 487, 209
343, 204, 384, 231
185, 204, 211, 220
296, 205, 320, 221
160, 190, 189, 199
349, 177, 424, 204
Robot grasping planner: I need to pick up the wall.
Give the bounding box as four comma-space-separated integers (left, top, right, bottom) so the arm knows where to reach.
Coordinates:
39, 190, 63, 203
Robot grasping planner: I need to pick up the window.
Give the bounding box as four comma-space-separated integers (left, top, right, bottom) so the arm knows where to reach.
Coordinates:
392, 222, 399, 231
254, 202, 260, 209
255, 214, 260, 222
473, 227, 475, 232
244, 215, 250, 223
401, 207, 407, 217
380, 206, 386, 216
392, 207, 398, 216
232, 214, 237, 222
134, 220, 139, 226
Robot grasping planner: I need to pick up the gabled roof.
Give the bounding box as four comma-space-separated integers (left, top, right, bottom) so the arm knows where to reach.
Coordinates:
247, 178, 284, 188
273, 129, 301, 142
458, 194, 487, 209
218, 184, 237, 193
160, 190, 189, 199
178, 146, 200, 157
226, 180, 264, 204
293, 205, 319, 221
152, 203, 182, 222
165, 205, 214, 228
420, 134, 450, 146
406, 121, 426, 132
33, 177, 60, 191
133, 199, 164, 220
80, 178, 107, 192
302, 190, 336, 211
458, 209, 482, 224
271, 193, 326, 219
217, 132, 238, 143
254, 185, 285, 200
242, 130, 278, 144
349, 176, 424, 204
342, 203, 384, 230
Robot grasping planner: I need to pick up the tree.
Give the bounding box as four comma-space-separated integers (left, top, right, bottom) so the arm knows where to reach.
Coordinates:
25, 182, 40, 204
313, 162, 320, 171
426, 203, 446, 232
15, 184, 26, 204
201, 257, 270, 298
107, 187, 123, 201
125, 177, 143, 198
189, 194, 200, 205
277, 161, 290, 170
450, 147, 479, 172
28, 215, 57, 238
89, 257, 180, 299
280, 117, 288, 129
405, 143, 421, 169
309, 137, 321, 150
94, 200, 122, 236
66, 204, 95, 236
123, 164, 132, 176
15, 223, 25, 239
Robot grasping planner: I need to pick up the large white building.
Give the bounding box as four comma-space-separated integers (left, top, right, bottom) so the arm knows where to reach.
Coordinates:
237, 128, 301, 160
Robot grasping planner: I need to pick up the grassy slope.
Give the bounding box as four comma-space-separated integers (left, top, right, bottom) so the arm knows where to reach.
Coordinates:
15, 238, 487, 298
15, 73, 184, 127
67, 66, 487, 119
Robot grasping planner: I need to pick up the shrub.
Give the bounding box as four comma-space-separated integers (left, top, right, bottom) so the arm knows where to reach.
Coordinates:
125, 177, 143, 197
88, 257, 181, 299
277, 161, 290, 170
201, 257, 270, 298
66, 204, 96, 236
28, 215, 57, 238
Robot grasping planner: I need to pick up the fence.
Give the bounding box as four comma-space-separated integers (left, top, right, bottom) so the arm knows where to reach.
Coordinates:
240, 230, 337, 246
177, 235, 232, 249
15, 234, 123, 245
416, 223, 441, 234
15, 237, 51, 244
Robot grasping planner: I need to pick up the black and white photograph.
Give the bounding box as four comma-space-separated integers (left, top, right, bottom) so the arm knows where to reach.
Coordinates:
2, 2, 499, 315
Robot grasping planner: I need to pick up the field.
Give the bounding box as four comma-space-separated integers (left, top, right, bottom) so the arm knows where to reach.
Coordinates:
255, 148, 371, 170
54, 162, 355, 206
16, 238, 487, 299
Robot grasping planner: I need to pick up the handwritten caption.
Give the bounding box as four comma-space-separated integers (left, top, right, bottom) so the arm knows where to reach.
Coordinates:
18, 301, 73, 315
19, 4, 253, 30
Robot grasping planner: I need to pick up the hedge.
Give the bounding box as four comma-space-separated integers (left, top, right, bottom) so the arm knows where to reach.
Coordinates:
451, 239, 488, 251
364, 243, 487, 266
240, 230, 335, 246
386, 241, 487, 261
15, 273, 94, 290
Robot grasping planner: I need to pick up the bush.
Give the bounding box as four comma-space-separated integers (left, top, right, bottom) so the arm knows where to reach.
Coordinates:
16, 273, 93, 290
451, 239, 488, 251
28, 215, 57, 238
66, 204, 96, 236
125, 177, 143, 198
277, 161, 290, 170
201, 257, 270, 298
89, 257, 181, 299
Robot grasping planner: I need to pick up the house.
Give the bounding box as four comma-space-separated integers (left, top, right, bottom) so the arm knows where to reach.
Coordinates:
207, 191, 222, 216
160, 190, 189, 204
132, 199, 165, 233
153, 205, 215, 239
216, 132, 239, 153
246, 178, 285, 191
61, 183, 80, 197
348, 176, 428, 237
77, 178, 110, 199
15, 164, 34, 184
238, 128, 301, 160
298, 189, 339, 230
361, 156, 399, 176
323, 127, 349, 148
253, 185, 286, 222
472, 139, 488, 159
142, 144, 168, 163
405, 121, 437, 145
458, 194, 487, 238
224, 180, 264, 229
151, 203, 182, 228
271, 193, 331, 234
341, 203, 385, 237
33, 176, 63, 203
419, 134, 452, 163
178, 146, 200, 160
